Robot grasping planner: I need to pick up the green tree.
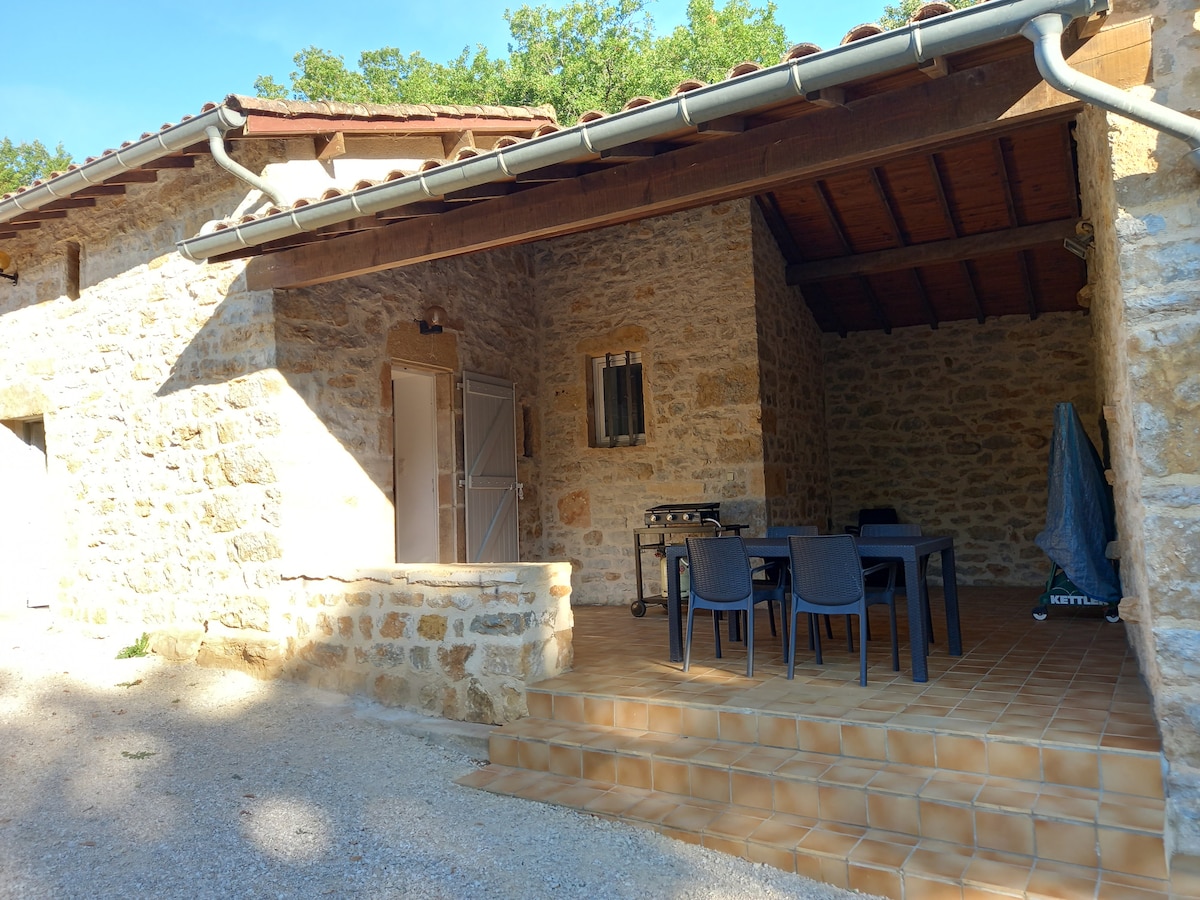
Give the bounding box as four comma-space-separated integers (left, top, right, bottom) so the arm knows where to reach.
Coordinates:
255, 0, 791, 121
0, 139, 73, 194
878, 0, 974, 30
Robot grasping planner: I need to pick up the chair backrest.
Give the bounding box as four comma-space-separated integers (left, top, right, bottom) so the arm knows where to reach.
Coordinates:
860, 523, 921, 537
685, 536, 753, 603
767, 525, 818, 538
787, 534, 865, 607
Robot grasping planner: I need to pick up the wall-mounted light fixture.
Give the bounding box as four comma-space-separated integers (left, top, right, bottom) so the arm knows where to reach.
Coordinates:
0, 250, 17, 285
418, 304, 448, 334
1063, 221, 1095, 260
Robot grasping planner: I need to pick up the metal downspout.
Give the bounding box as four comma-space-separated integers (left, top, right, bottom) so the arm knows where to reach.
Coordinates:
204, 126, 287, 206
1022, 14, 1200, 171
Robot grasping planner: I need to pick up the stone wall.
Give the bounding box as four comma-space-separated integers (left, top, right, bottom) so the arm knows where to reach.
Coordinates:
822, 313, 1099, 586
530, 202, 768, 605
276, 562, 573, 724
751, 204, 832, 530
0, 152, 286, 629
1078, 0, 1200, 873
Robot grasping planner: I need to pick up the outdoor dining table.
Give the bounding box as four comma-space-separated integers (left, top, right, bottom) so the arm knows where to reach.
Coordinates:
663, 534, 962, 683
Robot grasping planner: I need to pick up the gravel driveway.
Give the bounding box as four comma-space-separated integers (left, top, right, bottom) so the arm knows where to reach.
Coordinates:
0, 607, 881, 899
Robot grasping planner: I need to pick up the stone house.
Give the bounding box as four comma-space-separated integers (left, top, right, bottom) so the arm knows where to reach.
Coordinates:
0, 0, 1197, 876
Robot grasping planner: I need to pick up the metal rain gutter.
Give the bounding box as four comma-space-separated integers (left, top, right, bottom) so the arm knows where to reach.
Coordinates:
1022, 14, 1200, 171
176, 0, 1108, 263
0, 105, 248, 227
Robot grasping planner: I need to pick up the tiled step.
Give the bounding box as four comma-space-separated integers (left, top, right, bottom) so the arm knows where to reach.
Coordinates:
525, 687, 1166, 803
459, 762, 1176, 899
485, 715, 1167, 885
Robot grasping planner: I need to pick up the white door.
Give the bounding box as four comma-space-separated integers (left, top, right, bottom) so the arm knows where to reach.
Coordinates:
0, 420, 53, 608
463, 372, 519, 563
393, 369, 439, 563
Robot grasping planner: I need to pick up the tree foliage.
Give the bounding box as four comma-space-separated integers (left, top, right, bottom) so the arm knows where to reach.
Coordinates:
0, 139, 73, 194
256, 0, 789, 122
878, 0, 974, 31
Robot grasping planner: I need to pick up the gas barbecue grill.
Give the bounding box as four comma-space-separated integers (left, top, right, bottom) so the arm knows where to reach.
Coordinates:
631, 503, 743, 617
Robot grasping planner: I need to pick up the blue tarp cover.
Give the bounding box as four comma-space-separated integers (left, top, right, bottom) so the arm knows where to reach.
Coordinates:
1034, 402, 1121, 604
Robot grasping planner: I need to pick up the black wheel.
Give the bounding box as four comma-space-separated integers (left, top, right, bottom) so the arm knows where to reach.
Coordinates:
630, 600, 647, 618
1032, 607, 1049, 621
1105, 609, 1122, 623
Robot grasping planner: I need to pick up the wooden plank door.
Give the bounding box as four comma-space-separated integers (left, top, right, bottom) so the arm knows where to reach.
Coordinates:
463, 372, 519, 563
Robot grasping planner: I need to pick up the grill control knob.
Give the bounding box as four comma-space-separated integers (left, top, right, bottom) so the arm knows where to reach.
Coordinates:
649, 514, 659, 522
666, 514, 676, 522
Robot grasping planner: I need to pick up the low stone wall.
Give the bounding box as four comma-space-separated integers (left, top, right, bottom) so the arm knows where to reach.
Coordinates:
279, 563, 574, 724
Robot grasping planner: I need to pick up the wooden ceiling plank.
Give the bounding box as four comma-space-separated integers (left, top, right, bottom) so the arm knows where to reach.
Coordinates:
868, 168, 906, 245
599, 142, 662, 162
813, 182, 853, 254
245, 25, 1150, 291
992, 137, 1020, 225
787, 217, 1077, 283
926, 153, 961, 236
38, 197, 98, 212
754, 195, 806, 264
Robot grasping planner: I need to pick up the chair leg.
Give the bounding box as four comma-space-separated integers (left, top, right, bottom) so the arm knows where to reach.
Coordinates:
684, 606, 696, 672
845, 614, 854, 652
745, 605, 755, 678
888, 601, 899, 672
858, 611, 868, 686
713, 611, 723, 658
787, 607, 801, 679
766, 600, 777, 637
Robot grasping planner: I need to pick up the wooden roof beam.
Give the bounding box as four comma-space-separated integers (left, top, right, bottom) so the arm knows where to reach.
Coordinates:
787, 218, 1078, 283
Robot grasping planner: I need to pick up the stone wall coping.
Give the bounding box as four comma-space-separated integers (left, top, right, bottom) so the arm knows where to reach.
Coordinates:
282, 561, 572, 586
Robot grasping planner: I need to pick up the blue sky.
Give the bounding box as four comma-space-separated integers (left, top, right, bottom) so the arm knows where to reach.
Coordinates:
6, 0, 893, 160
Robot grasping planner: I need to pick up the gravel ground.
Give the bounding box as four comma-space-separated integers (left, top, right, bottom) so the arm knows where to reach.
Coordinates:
0, 607, 882, 900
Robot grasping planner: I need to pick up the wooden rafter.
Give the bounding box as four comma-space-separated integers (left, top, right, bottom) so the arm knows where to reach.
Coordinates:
786, 218, 1077, 283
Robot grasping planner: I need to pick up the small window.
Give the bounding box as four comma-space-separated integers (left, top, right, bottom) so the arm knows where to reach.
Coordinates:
591, 352, 645, 447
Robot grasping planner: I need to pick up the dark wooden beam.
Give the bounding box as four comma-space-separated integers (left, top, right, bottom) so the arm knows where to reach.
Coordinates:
515, 164, 589, 183
1018, 249, 1040, 319
376, 201, 452, 219
245, 22, 1149, 290
102, 170, 158, 185
37, 197, 98, 212
754, 194, 805, 264
910, 269, 939, 330
143, 156, 197, 170
10, 210, 67, 224
74, 184, 128, 197
859, 277, 893, 334
813, 182, 853, 254
697, 116, 747, 136
599, 142, 662, 162
787, 218, 1077, 283
443, 182, 516, 202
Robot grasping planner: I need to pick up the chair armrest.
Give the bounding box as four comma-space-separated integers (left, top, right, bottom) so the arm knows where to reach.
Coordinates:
861, 561, 898, 590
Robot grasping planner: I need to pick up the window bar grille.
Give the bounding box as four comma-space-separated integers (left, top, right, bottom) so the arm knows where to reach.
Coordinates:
624, 350, 636, 447
604, 352, 618, 448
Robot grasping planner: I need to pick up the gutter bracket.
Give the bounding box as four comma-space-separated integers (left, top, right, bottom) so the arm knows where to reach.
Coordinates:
1021, 14, 1200, 172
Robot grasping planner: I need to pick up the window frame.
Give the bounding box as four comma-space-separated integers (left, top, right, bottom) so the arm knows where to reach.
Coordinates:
590, 351, 646, 448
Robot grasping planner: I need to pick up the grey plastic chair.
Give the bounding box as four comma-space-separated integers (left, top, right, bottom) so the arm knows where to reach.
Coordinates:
684, 536, 758, 677
786, 534, 899, 686
860, 522, 934, 652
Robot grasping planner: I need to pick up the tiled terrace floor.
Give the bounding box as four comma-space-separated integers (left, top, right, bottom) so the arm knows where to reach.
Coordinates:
561, 587, 1159, 756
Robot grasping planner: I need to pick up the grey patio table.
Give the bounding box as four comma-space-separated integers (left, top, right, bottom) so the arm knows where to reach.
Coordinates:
663, 534, 962, 683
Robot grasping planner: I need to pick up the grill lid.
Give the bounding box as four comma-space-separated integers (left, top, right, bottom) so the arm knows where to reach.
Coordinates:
644, 503, 720, 526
